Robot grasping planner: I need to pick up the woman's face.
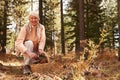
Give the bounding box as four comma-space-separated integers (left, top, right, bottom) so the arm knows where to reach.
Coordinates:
29, 15, 39, 26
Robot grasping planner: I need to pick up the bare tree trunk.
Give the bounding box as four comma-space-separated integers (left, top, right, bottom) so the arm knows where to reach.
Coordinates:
31, 0, 33, 11
79, 0, 85, 53
75, 0, 85, 58
0, 0, 8, 54
117, 0, 120, 61
60, 0, 65, 55
39, 0, 43, 24
79, 0, 85, 40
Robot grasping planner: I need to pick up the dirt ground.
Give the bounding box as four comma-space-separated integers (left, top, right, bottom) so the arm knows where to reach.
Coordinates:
0, 51, 120, 80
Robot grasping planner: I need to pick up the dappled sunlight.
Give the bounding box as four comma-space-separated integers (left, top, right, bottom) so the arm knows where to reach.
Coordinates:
0, 50, 120, 79
0, 60, 23, 66
0, 54, 23, 66
0, 72, 6, 79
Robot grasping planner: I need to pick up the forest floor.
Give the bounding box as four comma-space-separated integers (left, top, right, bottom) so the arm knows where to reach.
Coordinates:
0, 50, 120, 80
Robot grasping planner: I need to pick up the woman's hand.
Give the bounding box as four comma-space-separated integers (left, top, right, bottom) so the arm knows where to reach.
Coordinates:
25, 50, 38, 59
38, 49, 44, 55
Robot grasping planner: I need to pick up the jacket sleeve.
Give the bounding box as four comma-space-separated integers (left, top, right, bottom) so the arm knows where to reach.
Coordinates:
15, 26, 27, 53
38, 25, 46, 50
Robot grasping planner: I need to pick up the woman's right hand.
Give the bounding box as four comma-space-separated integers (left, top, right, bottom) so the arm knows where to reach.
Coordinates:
25, 50, 38, 59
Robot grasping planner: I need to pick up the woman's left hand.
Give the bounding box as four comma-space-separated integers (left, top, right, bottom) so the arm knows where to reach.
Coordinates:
39, 49, 44, 55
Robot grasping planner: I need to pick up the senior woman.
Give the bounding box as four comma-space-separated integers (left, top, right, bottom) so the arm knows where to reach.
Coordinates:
15, 11, 46, 75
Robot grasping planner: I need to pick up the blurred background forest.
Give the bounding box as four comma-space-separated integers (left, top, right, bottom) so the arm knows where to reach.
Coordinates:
0, 0, 120, 59
1, 0, 120, 79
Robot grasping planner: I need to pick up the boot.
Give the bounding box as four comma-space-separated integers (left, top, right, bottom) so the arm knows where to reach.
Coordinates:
23, 65, 32, 75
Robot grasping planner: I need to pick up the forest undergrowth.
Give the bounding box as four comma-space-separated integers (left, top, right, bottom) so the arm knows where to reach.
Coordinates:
0, 48, 120, 80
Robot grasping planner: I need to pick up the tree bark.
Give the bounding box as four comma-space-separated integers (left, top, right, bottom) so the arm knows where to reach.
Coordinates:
0, 0, 8, 54
75, 0, 85, 58
60, 0, 65, 55
39, 0, 43, 24
79, 0, 85, 40
117, 0, 120, 61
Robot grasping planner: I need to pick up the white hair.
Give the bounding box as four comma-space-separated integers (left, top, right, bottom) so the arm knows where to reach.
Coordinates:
28, 11, 39, 19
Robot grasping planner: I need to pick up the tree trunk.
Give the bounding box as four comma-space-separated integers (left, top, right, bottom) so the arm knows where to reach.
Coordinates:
75, 0, 85, 58
31, 0, 33, 11
79, 0, 85, 40
117, 0, 120, 61
60, 0, 65, 55
79, 0, 85, 52
0, 0, 8, 54
39, 0, 43, 24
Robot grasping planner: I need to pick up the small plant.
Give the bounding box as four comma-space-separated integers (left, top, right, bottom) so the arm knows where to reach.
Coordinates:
71, 27, 108, 79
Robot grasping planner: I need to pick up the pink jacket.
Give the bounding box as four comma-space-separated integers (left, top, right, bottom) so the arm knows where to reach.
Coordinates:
15, 23, 46, 53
